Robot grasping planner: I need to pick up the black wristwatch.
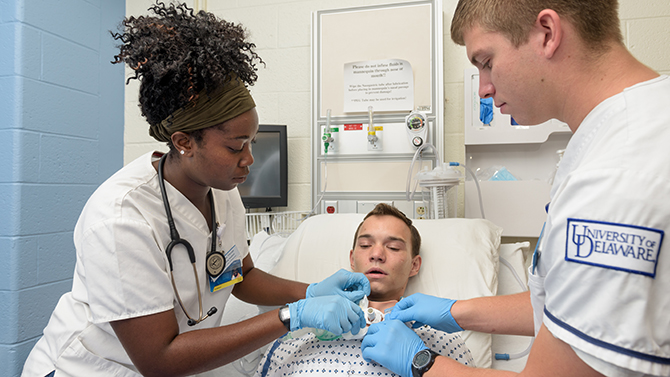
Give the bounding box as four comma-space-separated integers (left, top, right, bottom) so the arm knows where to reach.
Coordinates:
411, 349, 439, 377
278, 305, 291, 331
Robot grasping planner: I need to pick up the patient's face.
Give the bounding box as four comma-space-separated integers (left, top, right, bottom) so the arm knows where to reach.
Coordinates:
350, 215, 421, 302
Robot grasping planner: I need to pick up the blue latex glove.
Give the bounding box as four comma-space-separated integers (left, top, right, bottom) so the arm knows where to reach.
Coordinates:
306, 269, 371, 303
480, 97, 494, 125
288, 295, 366, 335
361, 320, 428, 377
386, 293, 463, 333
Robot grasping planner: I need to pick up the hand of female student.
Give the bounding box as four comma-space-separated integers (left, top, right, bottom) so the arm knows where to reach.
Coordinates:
386, 293, 463, 333
306, 269, 371, 303
289, 295, 366, 335
361, 319, 428, 377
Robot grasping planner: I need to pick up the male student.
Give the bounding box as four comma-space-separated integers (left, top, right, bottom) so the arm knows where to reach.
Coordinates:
361, 1, 669, 377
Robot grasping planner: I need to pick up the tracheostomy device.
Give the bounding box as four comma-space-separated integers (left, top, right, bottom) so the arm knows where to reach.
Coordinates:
282, 296, 389, 342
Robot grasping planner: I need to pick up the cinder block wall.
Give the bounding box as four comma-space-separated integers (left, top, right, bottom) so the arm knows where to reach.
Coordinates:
123, 0, 670, 213
0, 1, 125, 375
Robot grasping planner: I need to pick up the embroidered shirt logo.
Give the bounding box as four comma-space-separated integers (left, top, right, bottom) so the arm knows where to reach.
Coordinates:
566, 218, 663, 277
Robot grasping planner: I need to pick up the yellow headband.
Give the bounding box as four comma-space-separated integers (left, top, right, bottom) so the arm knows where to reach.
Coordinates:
150, 76, 256, 143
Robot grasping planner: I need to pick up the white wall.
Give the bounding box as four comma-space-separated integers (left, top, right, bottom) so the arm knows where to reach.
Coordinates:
123, 0, 670, 213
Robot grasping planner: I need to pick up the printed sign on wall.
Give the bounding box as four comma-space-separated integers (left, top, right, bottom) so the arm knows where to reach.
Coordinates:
343, 59, 414, 112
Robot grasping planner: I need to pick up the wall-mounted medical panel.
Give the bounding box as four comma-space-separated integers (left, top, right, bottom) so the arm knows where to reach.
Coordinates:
463, 68, 571, 237
312, 1, 444, 215
318, 120, 435, 156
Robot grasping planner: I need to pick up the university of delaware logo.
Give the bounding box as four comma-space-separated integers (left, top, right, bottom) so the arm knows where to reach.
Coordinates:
566, 218, 663, 277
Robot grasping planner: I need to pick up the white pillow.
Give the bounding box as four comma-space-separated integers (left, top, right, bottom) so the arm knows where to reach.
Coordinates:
492, 242, 533, 373
270, 214, 502, 368
497, 242, 530, 296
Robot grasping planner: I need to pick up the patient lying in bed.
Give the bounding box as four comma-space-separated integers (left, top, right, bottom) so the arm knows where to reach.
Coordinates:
254, 204, 474, 377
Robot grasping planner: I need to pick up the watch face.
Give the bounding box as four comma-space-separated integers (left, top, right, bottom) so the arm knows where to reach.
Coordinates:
413, 349, 431, 368
279, 307, 290, 322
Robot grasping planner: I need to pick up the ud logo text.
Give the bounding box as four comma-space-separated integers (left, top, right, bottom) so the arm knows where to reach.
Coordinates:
566, 218, 663, 278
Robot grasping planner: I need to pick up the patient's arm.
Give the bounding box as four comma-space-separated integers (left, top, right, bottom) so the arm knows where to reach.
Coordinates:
451, 291, 533, 336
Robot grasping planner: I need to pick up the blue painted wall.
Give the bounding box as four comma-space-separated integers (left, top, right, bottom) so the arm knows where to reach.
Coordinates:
0, 0, 125, 375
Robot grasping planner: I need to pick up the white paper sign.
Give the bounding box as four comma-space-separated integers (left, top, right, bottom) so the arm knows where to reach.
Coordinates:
343, 59, 414, 112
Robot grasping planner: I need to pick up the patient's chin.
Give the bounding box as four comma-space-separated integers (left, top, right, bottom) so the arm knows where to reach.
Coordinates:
366, 280, 404, 302
366, 284, 385, 298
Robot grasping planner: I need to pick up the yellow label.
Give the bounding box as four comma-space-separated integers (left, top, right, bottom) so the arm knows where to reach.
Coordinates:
212, 276, 243, 292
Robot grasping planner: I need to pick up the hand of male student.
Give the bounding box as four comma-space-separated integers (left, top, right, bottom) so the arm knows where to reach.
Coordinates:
362, 319, 428, 377
386, 293, 463, 333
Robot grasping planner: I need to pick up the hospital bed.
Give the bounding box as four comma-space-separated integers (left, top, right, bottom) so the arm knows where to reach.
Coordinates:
208, 214, 533, 376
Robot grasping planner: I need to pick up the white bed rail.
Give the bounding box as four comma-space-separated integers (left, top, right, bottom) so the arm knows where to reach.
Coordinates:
245, 211, 310, 241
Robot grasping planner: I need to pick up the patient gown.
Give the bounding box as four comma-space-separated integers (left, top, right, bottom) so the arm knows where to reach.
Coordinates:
254, 325, 474, 377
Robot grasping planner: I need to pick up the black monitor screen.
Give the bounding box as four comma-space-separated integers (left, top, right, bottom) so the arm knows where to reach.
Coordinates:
238, 125, 288, 209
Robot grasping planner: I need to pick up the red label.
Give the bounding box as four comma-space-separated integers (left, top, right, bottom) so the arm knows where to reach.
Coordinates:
326, 206, 336, 214
344, 123, 363, 131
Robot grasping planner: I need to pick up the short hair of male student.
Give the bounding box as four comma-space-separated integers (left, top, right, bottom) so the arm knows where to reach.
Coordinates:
352, 203, 421, 258
450, 0, 623, 52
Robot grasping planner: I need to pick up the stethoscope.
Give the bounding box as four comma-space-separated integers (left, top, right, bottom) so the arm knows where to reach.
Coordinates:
531, 203, 551, 275
158, 153, 224, 326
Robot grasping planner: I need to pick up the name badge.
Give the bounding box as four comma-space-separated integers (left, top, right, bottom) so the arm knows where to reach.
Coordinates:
565, 218, 663, 277
209, 244, 244, 292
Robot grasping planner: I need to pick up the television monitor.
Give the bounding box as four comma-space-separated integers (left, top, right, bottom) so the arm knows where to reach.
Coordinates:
238, 124, 288, 209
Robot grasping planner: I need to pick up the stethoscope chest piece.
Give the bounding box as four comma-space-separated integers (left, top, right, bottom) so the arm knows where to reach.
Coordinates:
206, 251, 226, 277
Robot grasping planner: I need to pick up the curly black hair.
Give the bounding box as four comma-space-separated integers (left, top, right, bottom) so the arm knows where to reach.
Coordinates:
111, 1, 263, 127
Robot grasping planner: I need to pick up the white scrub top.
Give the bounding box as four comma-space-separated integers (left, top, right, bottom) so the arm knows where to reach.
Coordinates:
22, 152, 250, 377
529, 76, 670, 376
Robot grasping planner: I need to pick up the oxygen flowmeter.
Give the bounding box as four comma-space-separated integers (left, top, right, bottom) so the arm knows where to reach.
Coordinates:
322, 109, 336, 154
367, 106, 382, 151
405, 111, 428, 148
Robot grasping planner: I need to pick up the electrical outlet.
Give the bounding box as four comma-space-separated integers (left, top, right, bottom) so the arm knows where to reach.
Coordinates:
324, 200, 338, 214
413, 201, 426, 219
